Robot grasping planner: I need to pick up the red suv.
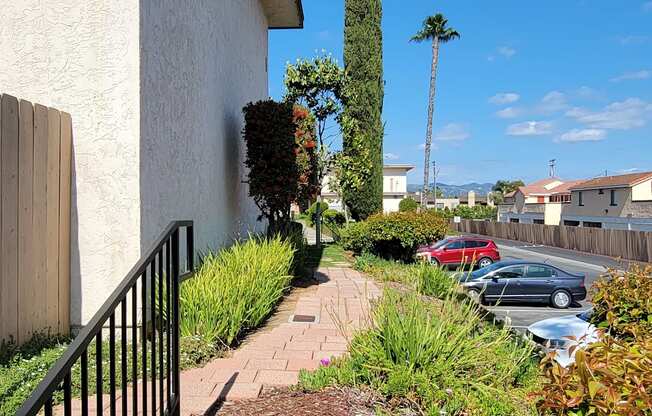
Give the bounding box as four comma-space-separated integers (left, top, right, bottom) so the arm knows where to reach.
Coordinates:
416, 237, 501, 268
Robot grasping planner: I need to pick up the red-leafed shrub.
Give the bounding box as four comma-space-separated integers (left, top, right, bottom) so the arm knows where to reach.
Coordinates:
535, 266, 652, 415
243, 100, 298, 233
293, 104, 318, 212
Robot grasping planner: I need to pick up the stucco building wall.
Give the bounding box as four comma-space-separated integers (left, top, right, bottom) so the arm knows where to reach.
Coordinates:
0, 0, 141, 326
0, 0, 269, 326
139, 0, 267, 257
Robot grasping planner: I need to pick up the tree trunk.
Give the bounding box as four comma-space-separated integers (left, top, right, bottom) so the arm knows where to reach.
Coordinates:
421, 36, 440, 208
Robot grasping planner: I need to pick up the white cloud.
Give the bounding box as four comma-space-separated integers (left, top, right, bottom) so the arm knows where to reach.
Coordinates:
617, 35, 650, 45
495, 107, 521, 118
433, 123, 470, 141
610, 70, 651, 82
565, 98, 652, 129
538, 91, 568, 113
383, 152, 399, 160
558, 128, 607, 142
506, 121, 553, 136
497, 46, 516, 58
489, 92, 520, 105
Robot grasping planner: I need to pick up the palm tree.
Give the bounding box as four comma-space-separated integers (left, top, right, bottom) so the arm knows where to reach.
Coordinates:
411, 14, 460, 208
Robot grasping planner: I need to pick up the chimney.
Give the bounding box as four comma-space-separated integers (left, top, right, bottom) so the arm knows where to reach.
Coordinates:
467, 190, 476, 207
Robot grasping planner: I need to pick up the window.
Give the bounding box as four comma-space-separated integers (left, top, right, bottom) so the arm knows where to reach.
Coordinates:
537, 196, 545, 203
583, 221, 602, 228
610, 190, 617, 206
564, 220, 580, 226
578, 191, 584, 206
494, 266, 525, 279
463, 241, 480, 248
526, 265, 555, 278
509, 218, 520, 223
550, 194, 571, 203
533, 219, 545, 224
446, 241, 464, 250
598, 189, 604, 195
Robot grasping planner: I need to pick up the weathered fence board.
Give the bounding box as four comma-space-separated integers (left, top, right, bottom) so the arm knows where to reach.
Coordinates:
0, 93, 72, 345
453, 219, 652, 263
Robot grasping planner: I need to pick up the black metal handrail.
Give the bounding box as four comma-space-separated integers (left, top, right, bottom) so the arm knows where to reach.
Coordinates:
17, 221, 194, 416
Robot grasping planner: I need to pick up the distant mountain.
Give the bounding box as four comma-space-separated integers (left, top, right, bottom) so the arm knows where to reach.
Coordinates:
407, 182, 493, 197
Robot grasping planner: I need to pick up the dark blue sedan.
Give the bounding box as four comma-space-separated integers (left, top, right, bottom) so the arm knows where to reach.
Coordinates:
457, 261, 587, 308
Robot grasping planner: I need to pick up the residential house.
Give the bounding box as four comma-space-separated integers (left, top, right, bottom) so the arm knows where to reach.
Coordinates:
322, 164, 415, 213
561, 172, 652, 230
414, 190, 494, 210
497, 177, 579, 225
0, 0, 304, 327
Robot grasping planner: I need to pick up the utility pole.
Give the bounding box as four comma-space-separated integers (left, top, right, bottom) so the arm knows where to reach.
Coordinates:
549, 159, 556, 178
432, 161, 437, 210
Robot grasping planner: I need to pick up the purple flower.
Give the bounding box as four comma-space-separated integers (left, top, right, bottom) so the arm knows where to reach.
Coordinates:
320, 358, 331, 366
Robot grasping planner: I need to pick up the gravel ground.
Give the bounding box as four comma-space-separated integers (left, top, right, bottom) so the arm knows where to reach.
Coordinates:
212, 386, 388, 416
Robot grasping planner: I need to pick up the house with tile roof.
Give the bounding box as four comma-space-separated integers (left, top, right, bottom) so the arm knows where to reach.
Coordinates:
561, 171, 652, 231
497, 177, 580, 225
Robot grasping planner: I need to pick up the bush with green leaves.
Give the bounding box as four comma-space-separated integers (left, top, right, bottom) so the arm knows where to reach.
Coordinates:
398, 197, 418, 212
535, 266, 652, 415
438, 204, 497, 220
340, 210, 448, 261
322, 209, 345, 227
179, 236, 294, 345
306, 201, 329, 227
301, 289, 539, 415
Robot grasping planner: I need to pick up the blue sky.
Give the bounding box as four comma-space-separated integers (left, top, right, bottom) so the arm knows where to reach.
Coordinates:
269, 1, 652, 185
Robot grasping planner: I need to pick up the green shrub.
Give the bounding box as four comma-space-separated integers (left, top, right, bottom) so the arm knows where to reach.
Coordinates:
536, 266, 652, 415
436, 204, 497, 220
340, 211, 448, 261
590, 265, 652, 338
536, 336, 652, 416
306, 201, 329, 227
398, 197, 418, 212
179, 335, 220, 370
322, 209, 345, 227
179, 236, 294, 345
301, 289, 539, 415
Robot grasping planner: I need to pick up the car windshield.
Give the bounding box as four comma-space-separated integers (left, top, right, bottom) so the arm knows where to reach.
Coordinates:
431, 238, 452, 249
470, 262, 505, 278
577, 309, 593, 322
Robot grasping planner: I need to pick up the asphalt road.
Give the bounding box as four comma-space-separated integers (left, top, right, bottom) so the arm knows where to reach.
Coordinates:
472, 237, 628, 330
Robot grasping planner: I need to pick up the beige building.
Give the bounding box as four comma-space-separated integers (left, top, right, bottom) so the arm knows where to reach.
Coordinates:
561, 172, 652, 231
498, 178, 583, 225
322, 164, 415, 213
0, 0, 303, 326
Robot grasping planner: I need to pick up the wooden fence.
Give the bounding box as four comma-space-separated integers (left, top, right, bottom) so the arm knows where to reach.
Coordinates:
452, 219, 652, 264
1, 93, 72, 345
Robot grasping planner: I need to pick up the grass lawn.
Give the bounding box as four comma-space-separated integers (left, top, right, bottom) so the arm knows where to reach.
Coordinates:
303, 243, 352, 269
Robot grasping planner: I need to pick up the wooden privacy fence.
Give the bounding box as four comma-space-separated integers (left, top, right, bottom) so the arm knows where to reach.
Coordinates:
1, 93, 72, 345
452, 219, 652, 263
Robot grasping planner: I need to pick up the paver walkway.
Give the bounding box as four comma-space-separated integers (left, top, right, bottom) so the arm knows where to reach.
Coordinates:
180, 267, 381, 415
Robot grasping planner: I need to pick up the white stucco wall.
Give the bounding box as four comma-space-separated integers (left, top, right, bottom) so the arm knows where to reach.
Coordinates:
0, 0, 269, 326
0, 0, 141, 326
139, 0, 267, 257
632, 180, 652, 201
382, 167, 409, 193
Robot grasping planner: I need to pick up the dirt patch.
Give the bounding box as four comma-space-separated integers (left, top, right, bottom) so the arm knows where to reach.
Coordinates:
213, 386, 384, 415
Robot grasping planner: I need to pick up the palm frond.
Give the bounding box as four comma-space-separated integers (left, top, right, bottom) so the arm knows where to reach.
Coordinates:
410, 12, 460, 44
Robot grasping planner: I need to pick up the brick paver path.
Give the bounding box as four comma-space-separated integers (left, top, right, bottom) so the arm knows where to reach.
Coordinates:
180, 267, 381, 415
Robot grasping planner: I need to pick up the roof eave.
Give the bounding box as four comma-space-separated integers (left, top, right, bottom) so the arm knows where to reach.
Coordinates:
262, 0, 304, 29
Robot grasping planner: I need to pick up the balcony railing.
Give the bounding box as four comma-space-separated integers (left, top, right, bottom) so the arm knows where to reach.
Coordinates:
16, 221, 194, 416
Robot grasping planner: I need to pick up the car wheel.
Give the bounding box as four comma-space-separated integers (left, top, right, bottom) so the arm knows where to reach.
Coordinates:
551, 289, 572, 309
467, 288, 482, 304
430, 258, 440, 266
478, 257, 493, 268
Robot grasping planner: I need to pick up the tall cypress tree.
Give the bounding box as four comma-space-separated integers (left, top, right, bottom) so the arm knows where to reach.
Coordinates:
342, 0, 384, 220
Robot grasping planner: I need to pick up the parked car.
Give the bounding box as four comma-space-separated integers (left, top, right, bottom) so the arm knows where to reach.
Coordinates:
527, 309, 599, 366
416, 236, 501, 268
457, 261, 587, 308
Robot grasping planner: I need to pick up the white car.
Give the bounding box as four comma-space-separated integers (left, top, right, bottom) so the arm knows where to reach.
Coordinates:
526, 309, 599, 367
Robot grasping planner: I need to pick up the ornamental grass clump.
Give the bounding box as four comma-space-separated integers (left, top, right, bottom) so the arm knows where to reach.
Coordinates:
301, 290, 539, 415
179, 236, 294, 346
